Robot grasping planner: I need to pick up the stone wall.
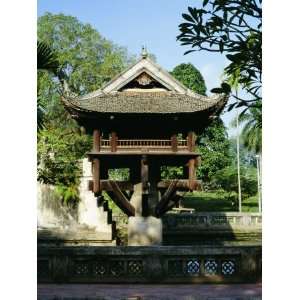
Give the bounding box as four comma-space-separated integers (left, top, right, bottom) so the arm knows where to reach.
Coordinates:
162, 212, 262, 245
38, 245, 261, 283
112, 212, 262, 245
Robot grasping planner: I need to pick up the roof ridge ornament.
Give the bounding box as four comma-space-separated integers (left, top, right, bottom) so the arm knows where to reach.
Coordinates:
141, 45, 148, 58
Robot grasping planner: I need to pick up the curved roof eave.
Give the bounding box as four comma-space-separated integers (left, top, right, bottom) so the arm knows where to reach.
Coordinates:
61, 92, 228, 116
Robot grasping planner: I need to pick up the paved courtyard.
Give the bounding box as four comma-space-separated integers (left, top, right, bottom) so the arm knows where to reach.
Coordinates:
38, 283, 261, 300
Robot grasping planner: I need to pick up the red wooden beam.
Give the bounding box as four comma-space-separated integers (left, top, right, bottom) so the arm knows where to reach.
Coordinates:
93, 129, 100, 152
88, 180, 134, 191
155, 180, 178, 217
171, 134, 178, 152
107, 180, 135, 217
89, 179, 201, 193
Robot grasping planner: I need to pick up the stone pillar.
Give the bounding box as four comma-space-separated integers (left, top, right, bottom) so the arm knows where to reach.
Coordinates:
141, 155, 149, 216
127, 156, 163, 246
130, 183, 143, 216
148, 161, 161, 216
128, 216, 162, 246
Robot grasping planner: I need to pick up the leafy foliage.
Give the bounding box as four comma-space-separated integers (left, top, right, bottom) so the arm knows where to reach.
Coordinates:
108, 169, 130, 181
37, 127, 90, 185
37, 41, 59, 130
161, 166, 184, 179
37, 126, 91, 204
170, 63, 207, 95
37, 13, 133, 204
38, 13, 134, 95
177, 0, 262, 111
211, 165, 258, 199
37, 95, 46, 131
197, 118, 232, 183
238, 104, 262, 153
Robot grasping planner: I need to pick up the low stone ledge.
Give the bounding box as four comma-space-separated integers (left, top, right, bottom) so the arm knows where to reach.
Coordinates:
38, 245, 261, 284
112, 212, 262, 245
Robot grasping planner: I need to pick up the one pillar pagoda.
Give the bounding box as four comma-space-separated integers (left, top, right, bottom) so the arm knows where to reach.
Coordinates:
62, 51, 227, 245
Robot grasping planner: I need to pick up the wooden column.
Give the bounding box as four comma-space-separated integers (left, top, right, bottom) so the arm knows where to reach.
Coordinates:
93, 158, 100, 194
92, 129, 101, 194
171, 134, 178, 152
187, 131, 196, 152
188, 158, 196, 190
93, 129, 100, 152
111, 131, 118, 152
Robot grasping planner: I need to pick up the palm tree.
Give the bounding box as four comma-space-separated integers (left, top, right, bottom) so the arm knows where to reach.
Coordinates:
239, 104, 262, 154
225, 69, 262, 155
37, 41, 59, 72
37, 41, 59, 130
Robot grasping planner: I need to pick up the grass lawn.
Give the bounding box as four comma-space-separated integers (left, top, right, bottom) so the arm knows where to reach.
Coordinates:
182, 191, 259, 212
108, 191, 260, 214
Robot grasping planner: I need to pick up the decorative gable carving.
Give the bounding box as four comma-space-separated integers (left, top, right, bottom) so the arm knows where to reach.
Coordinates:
135, 72, 153, 86
120, 72, 169, 91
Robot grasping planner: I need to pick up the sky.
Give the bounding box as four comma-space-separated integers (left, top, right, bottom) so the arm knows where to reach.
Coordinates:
38, 0, 237, 135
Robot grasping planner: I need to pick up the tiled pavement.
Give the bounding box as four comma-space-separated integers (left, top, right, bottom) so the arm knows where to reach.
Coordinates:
38, 283, 262, 300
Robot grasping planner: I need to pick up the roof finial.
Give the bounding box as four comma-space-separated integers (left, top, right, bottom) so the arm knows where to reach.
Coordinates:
141, 45, 148, 58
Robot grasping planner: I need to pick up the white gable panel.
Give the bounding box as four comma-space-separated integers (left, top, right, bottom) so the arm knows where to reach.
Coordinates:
80, 56, 205, 100
102, 57, 192, 94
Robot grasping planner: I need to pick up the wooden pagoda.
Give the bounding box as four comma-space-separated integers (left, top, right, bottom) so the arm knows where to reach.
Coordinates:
62, 51, 227, 218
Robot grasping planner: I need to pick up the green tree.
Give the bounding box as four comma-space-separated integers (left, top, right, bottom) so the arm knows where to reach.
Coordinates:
38, 13, 133, 97
37, 13, 134, 204
212, 165, 257, 200
170, 63, 206, 95
177, 0, 262, 112
196, 118, 232, 183
37, 127, 91, 205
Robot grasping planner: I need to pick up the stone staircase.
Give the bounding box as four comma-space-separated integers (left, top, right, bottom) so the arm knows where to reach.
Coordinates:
37, 159, 116, 247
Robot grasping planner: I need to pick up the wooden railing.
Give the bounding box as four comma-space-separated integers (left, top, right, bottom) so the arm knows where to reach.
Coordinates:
99, 139, 188, 152
101, 139, 110, 147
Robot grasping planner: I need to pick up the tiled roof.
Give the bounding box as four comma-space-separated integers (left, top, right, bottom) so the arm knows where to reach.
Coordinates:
63, 91, 227, 114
